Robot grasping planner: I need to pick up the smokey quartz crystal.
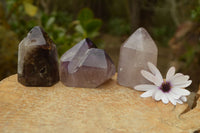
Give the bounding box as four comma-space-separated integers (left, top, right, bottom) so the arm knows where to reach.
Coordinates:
18, 26, 59, 86
60, 38, 116, 88
117, 27, 158, 89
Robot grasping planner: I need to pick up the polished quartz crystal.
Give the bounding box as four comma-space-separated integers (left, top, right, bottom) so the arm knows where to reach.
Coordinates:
60, 38, 116, 88
18, 26, 59, 86
117, 27, 158, 88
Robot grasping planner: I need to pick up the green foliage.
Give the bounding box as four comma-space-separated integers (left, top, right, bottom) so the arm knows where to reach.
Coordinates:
5, 0, 39, 37
76, 8, 102, 38
151, 26, 175, 47
180, 2, 200, 67
108, 18, 131, 36
191, 6, 200, 21
55, 8, 102, 56
180, 43, 200, 67
181, 47, 195, 65
78, 8, 94, 26
0, 26, 19, 79
23, 1, 38, 16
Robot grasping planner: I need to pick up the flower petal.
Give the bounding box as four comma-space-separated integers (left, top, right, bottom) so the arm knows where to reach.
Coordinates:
154, 90, 163, 101
166, 94, 176, 105
169, 91, 181, 99
134, 84, 158, 91
173, 80, 192, 88
175, 99, 183, 104
169, 73, 183, 81
147, 62, 163, 82
172, 88, 190, 96
161, 94, 169, 104
166, 67, 175, 81
180, 96, 187, 102
140, 89, 155, 98
171, 75, 190, 85
141, 70, 162, 86
184, 75, 190, 81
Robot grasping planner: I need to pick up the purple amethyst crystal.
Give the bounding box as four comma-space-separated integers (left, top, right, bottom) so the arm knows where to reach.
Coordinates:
60, 38, 116, 88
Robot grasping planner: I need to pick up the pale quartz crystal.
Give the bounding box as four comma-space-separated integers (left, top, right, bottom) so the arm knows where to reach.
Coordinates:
117, 27, 158, 88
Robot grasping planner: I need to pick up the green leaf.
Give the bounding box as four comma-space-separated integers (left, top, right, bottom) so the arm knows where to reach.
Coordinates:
84, 19, 102, 33
23, 0, 34, 3
78, 8, 94, 28
87, 32, 99, 38
181, 47, 195, 66
46, 17, 55, 27
58, 44, 72, 57
75, 24, 85, 35
23, 2, 38, 17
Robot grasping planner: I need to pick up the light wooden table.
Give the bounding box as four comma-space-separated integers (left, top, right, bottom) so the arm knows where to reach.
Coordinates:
0, 74, 200, 133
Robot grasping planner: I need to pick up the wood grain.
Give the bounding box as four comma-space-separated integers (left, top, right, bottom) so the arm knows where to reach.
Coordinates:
0, 74, 200, 133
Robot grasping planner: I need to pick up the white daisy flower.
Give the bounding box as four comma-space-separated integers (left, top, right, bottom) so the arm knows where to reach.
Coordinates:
134, 62, 192, 105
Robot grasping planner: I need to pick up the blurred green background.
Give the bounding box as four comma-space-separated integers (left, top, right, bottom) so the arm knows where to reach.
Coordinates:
0, 0, 200, 91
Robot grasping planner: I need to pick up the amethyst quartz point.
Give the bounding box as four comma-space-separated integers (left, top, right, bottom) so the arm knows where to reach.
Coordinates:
60, 38, 116, 88
117, 27, 158, 89
18, 26, 59, 86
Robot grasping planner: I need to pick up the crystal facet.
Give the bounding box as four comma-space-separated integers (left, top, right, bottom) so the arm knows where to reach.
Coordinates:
60, 38, 116, 88
18, 26, 59, 86
117, 27, 158, 88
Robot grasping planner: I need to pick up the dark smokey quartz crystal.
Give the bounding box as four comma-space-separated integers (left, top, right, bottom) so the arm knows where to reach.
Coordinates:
60, 38, 116, 88
18, 26, 59, 86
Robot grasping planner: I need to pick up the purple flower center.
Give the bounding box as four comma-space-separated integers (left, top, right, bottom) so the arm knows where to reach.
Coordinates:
160, 82, 171, 93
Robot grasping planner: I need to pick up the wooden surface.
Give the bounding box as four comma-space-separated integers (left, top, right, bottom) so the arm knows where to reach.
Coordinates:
0, 74, 200, 133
